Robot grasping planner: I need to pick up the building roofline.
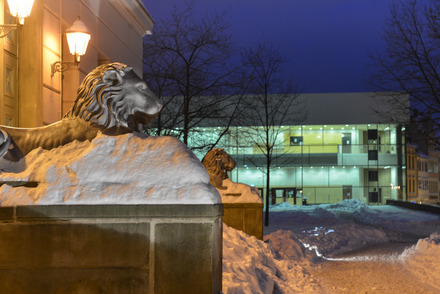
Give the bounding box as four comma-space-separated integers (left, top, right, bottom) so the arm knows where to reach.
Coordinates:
109, 0, 154, 36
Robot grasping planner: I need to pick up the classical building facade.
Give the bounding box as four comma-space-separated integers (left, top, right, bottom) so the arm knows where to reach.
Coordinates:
406, 122, 440, 205
0, 0, 153, 128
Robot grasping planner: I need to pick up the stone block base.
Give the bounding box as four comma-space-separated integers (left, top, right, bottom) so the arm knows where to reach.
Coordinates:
0, 204, 223, 294
223, 203, 263, 239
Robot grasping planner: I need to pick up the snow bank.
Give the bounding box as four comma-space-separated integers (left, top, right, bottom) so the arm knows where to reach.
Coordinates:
400, 233, 440, 289
223, 224, 321, 294
225, 199, 440, 293
299, 222, 401, 256
0, 133, 221, 205
218, 178, 262, 203
267, 200, 439, 256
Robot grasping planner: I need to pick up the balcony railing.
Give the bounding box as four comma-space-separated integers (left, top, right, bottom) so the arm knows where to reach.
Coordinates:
225, 144, 398, 156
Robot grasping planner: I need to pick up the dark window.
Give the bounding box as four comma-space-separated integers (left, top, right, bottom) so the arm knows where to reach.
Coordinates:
368, 150, 378, 160
368, 129, 378, 140
368, 170, 378, 181
368, 192, 379, 203
290, 136, 303, 146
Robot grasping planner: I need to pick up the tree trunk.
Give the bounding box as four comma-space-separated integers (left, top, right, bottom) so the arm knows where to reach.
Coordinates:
183, 95, 189, 145
264, 154, 271, 226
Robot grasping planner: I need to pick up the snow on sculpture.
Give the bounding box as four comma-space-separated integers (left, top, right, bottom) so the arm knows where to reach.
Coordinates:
0, 133, 222, 206
0, 62, 162, 165
202, 148, 262, 203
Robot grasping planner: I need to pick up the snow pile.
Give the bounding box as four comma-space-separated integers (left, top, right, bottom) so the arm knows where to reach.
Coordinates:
264, 230, 319, 262
218, 178, 262, 204
0, 133, 221, 206
267, 200, 407, 256
222, 224, 321, 294
400, 233, 440, 289
353, 205, 440, 237
223, 199, 440, 292
299, 223, 401, 256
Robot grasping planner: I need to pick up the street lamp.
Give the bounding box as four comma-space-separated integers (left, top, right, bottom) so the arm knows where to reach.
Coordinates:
8, 0, 34, 24
0, 0, 34, 37
51, 17, 91, 77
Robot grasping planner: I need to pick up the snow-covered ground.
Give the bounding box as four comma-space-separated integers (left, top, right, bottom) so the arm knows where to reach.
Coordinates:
0, 132, 437, 293
223, 200, 440, 293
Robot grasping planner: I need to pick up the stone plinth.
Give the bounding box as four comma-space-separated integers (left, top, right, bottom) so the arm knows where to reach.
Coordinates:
0, 204, 223, 294
223, 203, 263, 240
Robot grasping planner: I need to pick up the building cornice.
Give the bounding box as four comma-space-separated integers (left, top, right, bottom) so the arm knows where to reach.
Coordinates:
109, 0, 154, 36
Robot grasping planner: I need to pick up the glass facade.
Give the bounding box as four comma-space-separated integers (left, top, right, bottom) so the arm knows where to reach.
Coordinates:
194, 123, 407, 205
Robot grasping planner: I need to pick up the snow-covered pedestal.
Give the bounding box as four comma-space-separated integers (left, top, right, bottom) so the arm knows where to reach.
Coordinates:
0, 134, 223, 293
218, 178, 263, 240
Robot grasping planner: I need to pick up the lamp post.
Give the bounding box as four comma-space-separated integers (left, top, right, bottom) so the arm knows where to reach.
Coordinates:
0, 0, 34, 37
51, 17, 91, 77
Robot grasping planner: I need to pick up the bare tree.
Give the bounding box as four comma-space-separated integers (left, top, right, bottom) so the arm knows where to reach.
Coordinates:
368, 0, 440, 145
143, 2, 246, 152
239, 43, 303, 226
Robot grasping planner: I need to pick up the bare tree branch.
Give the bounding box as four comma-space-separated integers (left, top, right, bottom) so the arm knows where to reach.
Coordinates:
238, 42, 304, 226
368, 0, 440, 146
143, 1, 246, 152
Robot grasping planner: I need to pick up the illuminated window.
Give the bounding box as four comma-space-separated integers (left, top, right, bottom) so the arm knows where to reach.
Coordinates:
290, 136, 303, 146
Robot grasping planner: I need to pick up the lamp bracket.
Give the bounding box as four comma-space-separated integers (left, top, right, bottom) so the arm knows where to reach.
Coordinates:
0, 24, 20, 38
51, 60, 79, 77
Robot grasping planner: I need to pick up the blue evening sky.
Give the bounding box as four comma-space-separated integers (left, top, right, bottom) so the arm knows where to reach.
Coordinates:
143, 0, 397, 93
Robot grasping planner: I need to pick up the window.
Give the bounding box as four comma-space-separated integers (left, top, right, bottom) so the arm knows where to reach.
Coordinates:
368, 129, 378, 140
368, 150, 378, 160
369, 192, 379, 203
368, 170, 378, 181
418, 180, 429, 191
429, 181, 437, 193
290, 136, 303, 146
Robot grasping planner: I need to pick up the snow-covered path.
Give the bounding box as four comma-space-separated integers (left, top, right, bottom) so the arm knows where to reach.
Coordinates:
223, 200, 440, 293
312, 243, 439, 294
314, 257, 437, 294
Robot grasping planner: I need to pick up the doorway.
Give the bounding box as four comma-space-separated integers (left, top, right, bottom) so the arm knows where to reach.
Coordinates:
343, 185, 352, 200
342, 133, 352, 153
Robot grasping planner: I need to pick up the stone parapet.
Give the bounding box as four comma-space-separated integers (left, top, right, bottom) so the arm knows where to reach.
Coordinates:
0, 204, 223, 294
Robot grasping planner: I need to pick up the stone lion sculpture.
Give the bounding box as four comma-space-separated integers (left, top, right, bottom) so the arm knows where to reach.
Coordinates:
202, 148, 236, 190
0, 62, 162, 163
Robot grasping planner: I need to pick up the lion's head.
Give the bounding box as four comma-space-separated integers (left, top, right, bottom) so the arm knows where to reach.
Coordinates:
64, 62, 162, 133
202, 148, 237, 190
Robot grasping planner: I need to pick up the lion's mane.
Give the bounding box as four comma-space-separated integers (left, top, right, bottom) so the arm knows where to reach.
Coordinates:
64, 62, 131, 131
202, 148, 237, 190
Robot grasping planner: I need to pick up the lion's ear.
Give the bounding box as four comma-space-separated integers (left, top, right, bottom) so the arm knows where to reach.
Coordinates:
103, 69, 123, 86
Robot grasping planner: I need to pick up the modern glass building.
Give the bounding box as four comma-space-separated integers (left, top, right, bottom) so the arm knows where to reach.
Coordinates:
192, 92, 410, 205
219, 123, 406, 205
